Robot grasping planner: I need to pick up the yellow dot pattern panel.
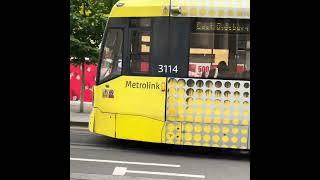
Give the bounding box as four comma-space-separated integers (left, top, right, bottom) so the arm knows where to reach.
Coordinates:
164, 121, 182, 144
171, 0, 250, 19
164, 77, 250, 149
166, 78, 250, 125
178, 123, 249, 148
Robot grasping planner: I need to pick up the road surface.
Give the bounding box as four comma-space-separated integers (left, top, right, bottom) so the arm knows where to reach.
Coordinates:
70, 126, 249, 180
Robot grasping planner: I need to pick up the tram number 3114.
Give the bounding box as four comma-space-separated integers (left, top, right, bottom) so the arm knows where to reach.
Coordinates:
158, 65, 178, 73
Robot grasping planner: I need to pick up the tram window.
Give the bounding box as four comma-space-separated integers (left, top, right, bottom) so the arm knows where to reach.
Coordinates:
130, 30, 151, 74
188, 19, 250, 80
99, 29, 123, 83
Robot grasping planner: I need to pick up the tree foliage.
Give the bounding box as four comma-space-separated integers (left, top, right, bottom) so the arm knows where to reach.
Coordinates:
70, 0, 118, 64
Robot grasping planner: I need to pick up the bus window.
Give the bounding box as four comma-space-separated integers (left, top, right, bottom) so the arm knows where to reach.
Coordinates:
130, 30, 151, 74
99, 29, 123, 83
188, 19, 250, 80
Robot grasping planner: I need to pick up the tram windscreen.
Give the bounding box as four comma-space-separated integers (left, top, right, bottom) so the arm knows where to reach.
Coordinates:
99, 28, 123, 83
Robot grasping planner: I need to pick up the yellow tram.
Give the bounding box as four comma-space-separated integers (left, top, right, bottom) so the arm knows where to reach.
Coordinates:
89, 0, 250, 150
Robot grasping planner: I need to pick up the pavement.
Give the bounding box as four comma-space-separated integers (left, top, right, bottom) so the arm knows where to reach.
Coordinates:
70, 101, 92, 123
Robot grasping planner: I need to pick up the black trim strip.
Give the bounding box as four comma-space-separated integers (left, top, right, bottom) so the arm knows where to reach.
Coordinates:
97, 17, 250, 87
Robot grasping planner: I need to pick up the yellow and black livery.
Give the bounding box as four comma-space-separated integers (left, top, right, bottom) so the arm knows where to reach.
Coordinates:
89, 0, 250, 150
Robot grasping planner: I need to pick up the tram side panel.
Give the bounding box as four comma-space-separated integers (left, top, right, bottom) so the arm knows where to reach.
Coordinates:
89, 75, 250, 150
90, 76, 167, 143
162, 78, 250, 150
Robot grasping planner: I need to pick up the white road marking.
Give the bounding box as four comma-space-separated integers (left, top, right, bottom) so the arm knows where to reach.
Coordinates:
112, 166, 205, 179
70, 157, 180, 167
112, 167, 127, 176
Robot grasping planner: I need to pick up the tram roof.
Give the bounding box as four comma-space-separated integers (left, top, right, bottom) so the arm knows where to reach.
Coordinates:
110, 0, 250, 19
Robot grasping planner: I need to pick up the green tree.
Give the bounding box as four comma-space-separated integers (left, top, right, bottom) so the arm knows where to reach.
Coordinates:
70, 0, 118, 112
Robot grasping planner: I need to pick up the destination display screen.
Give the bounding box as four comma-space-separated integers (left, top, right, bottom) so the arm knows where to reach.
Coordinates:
194, 20, 249, 33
